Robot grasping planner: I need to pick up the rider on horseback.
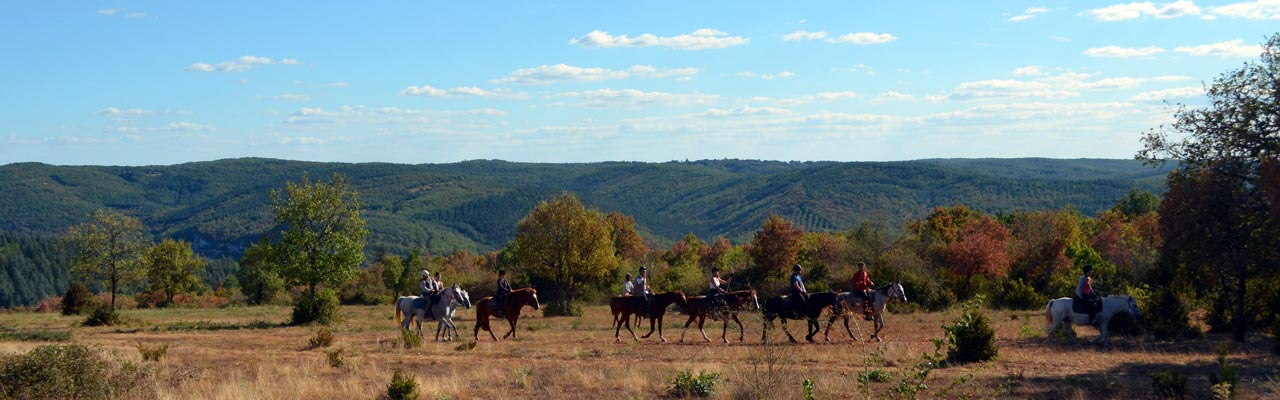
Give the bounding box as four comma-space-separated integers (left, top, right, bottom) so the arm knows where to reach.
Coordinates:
852, 262, 875, 321
788, 264, 808, 313
421, 270, 442, 319
1076, 265, 1101, 325
622, 273, 635, 296
495, 269, 512, 318
636, 266, 652, 318
707, 267, 730, 314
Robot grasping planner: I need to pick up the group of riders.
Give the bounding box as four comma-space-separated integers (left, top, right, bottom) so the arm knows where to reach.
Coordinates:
418, 268, 514, 320
619, 262, 882, 321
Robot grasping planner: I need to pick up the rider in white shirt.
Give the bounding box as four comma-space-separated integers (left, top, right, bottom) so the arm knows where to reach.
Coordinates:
622, 273, 635, 296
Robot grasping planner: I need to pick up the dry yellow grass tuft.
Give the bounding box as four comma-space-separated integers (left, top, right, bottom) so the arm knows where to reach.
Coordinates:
0, 303, 1276, 399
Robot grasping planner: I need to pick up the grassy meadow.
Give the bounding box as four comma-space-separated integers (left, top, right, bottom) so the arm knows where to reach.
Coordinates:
2, 303, 1278, 399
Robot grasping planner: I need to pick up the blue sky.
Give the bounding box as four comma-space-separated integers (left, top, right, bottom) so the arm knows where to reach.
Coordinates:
2, 1, 1277, 166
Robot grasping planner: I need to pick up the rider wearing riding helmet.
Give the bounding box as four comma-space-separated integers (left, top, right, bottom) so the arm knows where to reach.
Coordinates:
420, 270, 439, 298
788, 264, 808, 312
635, 266, 652, 318
495, 269, 512, 317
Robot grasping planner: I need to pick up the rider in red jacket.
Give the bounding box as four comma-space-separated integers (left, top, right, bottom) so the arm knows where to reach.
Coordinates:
851, 262, 875, 320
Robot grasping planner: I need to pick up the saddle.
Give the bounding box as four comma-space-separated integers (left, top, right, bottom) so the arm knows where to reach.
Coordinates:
491, 298, 505, 318
1072, 296, 1101, 315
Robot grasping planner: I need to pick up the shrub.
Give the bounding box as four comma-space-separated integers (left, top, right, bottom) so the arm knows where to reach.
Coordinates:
942, 296, 998, 364
386, 369, 419, 400
61, 283, 97, 316
669, 369, 721, 398
858, 369, 892, 383
1145, 287, 1200, 341
35, 296, 62, 313
801, 378, 816, 400
1150, 370, 1188, 399
1209, 345, 1238, 399
83, 304, 120, 327
292, 288, 341, 325
991, 278, 1047, 311
136, 343, 168, 362
541, 301, 582, 317
325, 348, 345, 368
0, 344, 154, 399
308, 327, 335, 349
399, 329, 422, 349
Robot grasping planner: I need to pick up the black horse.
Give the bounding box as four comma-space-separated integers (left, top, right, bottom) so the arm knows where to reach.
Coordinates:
761, 292, 844, 343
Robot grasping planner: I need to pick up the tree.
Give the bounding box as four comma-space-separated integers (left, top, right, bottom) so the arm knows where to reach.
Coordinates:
237, 238, 284, 305
269, 173, 369, 324
1007, 210, 1078, 293
144, 238, 206, 306
379, 254, 406, 297
945, 216, 1012, 298
748, 215, 804, 285
606, 211, 646, 261
66, 209, 149, 314
512, 193, 619, 315
1115, 189, 1161, 218
1138, 33, 1280, 341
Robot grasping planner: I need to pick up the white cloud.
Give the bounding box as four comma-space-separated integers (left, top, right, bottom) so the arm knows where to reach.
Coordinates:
1211, 0, 1280, 19
1083, 45, 1166, 58
695, 106, 795, 118
1084, 1, 1201, 21
569, 29, 748, 50
783, 30, 828, 41
833, 64, 876, 75
186, 56, 301, 73
97, 107, 153, 117
1083, 77, 1143, 89
283, 106, 508, 132
274, 94, 312, 102
733, 71, 796, 80
1011, 66, 1045, 77
1173, 39, 1262, 57
1130, 86, 1204, 101
400, 84, 529, 99
1009, 6, 1050, 21
167, 122, 215, 132
951, 79, 1077, 100
872, 91, 919, 103
491, 64, 700, 85
783, 31, 896, 45
754, 91, 859, 106
560, 89, 720, 108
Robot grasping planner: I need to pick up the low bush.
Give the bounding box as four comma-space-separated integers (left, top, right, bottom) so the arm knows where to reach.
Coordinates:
292, 288, 341, 325
308, 327, 335, 349
0, 344, 154, 399
136, 342, 168, 362
399, 329, 422, 349
83, 304, 120, 327
386, 369, 419, 400
325, 348, 345, 368
991, 278, 1047, 311
61, 283, 96, 316
1150, 370, 1188, 399
669, 369, 721, 398
0, 329, 71, 342
858, 369, 892, 384
1145, 287, 1200, 341
34, 296, 62, 313
1209, 345, 1238, 399
942, 296, 998, 364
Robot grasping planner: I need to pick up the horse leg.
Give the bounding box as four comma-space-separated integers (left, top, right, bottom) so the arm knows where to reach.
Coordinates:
626, 312, 639, 341
781, 319, 797, 343
680, 314, 696, 343
657, 315, 667, 342
805, 318, 818, 343
503, 316, 516, 340
641, 310, 657, 339
698, 316, 711, 342
873, 315, 883, 342
614, 311, 625, 342
761, 315, 771, 343
720, 317, 728, 344
733, 314, 745, 342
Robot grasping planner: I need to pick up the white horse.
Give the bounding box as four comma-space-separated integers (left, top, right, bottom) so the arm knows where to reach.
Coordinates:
395, 284, 472, 341
825, 282, 908, 342
1046, 295, 1141, 344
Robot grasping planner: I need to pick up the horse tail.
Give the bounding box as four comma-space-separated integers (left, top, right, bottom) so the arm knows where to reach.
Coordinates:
394, 298, 404, 326
1044, 299, 1053, 328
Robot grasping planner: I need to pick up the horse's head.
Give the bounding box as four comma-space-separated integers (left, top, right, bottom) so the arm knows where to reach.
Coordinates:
530, 288, 540, 310
891, 282, 907, 303
1126, 296, 1141, 319
454, 285, 471, 309
674, 291, 688, 308
748, 288, 759, 310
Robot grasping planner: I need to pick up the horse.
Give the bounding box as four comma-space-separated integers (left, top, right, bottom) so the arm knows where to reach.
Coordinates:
679, 289, 760, 343
394, 284, 472, 341
761, 292, 844, 343
610, 291, 688, 342
1046, 295, 1142, 344
824, 282, 908, 342
474, 288, 540, 341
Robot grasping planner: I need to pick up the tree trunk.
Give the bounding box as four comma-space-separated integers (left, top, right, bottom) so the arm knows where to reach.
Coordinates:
1233, 270, 1247, 342
110, 275, 118, 313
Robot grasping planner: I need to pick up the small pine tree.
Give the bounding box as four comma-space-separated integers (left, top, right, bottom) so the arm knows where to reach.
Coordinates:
943, 296, 998, 364
60, 283, 96, 316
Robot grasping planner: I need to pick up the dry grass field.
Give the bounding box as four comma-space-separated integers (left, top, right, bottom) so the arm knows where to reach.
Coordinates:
2, 303, 1278, 399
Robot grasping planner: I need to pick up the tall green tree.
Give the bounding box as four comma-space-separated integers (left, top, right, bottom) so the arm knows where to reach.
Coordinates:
512, 193, 618, 315
237, 238, 284, 305
269, 172, 369, 324
66, 209, 149, 313
144, 238, 206, 306
1138, 33, 1280, 341
379, 254, 407, 297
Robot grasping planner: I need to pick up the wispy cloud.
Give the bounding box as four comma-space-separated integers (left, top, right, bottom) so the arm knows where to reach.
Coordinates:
750, 91, 860, 106
400, 84, 529, 99
1211, 0, 1280, 20
948, 72, 1161, 100
1130, 86, 1204, 101
1084, 1, 1201, 21
559, 89, 720, 108
1011, 66, 1045, 77
491, 64, 699, 85
569, 29, 748, 50
97, 107, 154, 117
1083, 45, 1166, 58
1009, 7, 1050, 22
98, 8, 146, 18
783, 30, 896, 44
273, 94, 312, 102
1173, 39, 1262, 57
733, 71, 796, 80
186, 56, 300, 73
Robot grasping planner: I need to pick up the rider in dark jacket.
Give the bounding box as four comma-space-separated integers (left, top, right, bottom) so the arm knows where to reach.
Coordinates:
495, 269, 512, 317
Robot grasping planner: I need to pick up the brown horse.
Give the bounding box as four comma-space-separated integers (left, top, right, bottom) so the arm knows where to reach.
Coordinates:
610, 291, 687, 342
473, 288, 540, 341
679, 289, 759, 343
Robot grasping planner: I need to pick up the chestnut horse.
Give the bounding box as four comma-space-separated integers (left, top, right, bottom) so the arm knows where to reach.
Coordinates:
611, 291, 687, 342
679, 289, 759, 343
473, 288, 540, 341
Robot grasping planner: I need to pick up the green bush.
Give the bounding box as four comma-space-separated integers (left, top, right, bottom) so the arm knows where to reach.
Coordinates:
858, 369, 892, 383
991, 278, 1047, 311
399, 329, 422, 349
1209, 345, 1238, 399
541, 301, 582, 317
1146, 288, 1200, 341
801, 378, 816, 400
1150, 370, 1188, 399
386, 369, 419, 400
308, 327, 335, 349
135, 343, 168, 362
943, 296, 998, 364
83, 304, 120, 327
325, 348, 345, 368
0, 344, 153, 399
899, 273, 955, 312
669, 369, 721, 398
61, 283, 97, 316
292, 288, 341, 325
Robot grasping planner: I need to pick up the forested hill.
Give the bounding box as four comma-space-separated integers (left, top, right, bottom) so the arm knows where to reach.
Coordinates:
0, 158, 1170, 259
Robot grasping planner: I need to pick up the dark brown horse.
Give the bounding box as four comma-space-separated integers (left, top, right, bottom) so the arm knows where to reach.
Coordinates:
474, 288, 540, 341
679, 289, 759, 343
611, 291, 687, 342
